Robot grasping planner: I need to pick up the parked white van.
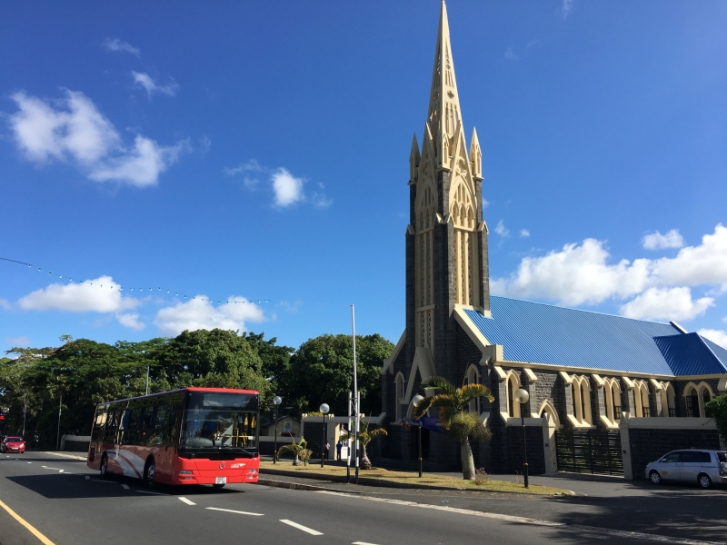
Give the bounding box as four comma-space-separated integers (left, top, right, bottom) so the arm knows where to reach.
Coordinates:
646, 450, 727, 489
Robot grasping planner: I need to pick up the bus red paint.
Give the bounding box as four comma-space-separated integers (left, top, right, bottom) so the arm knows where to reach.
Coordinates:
86, 387, 260, 488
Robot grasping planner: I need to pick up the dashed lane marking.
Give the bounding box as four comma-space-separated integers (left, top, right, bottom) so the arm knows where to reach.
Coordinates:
317, 491, 722, 545
121, 484, 130, 490
280, 519, 323, 536
178, 497, 196, 506
41, 466, 63, 471
352, 542, 381, 545
206, 507, 264, 517
44, 452, 86, 461
0, 498, 56, 545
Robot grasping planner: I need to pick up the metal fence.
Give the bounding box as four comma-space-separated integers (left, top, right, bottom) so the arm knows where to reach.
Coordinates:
555, 430, 623, 476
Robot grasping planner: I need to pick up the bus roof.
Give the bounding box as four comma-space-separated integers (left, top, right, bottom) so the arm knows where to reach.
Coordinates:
96, 387, 259, 406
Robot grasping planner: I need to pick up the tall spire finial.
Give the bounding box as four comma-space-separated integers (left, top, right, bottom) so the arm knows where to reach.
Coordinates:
426, 0, 462, 167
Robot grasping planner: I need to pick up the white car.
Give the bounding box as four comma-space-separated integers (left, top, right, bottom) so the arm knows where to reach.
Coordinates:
646, 450, 727, 489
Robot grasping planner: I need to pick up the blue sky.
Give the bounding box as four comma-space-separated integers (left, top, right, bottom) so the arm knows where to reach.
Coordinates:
1, 0, 727, 354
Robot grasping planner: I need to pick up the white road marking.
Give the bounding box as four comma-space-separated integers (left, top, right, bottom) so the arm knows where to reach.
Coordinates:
317, 491, 721, 545
353, 542, 381, 545
206, 507, 264, 517
44, 452, 86, 461
178, 497, 196, 506
280, 519, 323, 536
58, 469, 64, 473
121, 484, 130, 490
27, 462, 32, 464
41, 466, 63, 471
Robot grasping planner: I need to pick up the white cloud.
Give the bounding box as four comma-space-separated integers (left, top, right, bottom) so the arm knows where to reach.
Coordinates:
0, 299, 11, 310
561, 0, 574, 19
520, 229, 530, 238
5, 336, 30, 347
482, 198, 489, 209
650, 225, 727, 287
224, 159, 263, 177
154, 297, 265, 336
620, 287, 713, 322
493, 225, 727, 311
103, 38, 140, 57
698, 329, 727, 349
132, 72, 179, 98
642, 229, 684, 250
18, 276, 140, 313
494, 220, 509, 237
117, 313, 145, 331
89, 135, 189, 187
272, 168, 305, 207
9, 90, 186, 187
311, 183, 333, 208
491, 238, 650, 306
504, 47, 519, 61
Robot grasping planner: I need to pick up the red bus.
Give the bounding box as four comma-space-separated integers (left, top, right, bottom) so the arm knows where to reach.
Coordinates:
87, 387, 260, 488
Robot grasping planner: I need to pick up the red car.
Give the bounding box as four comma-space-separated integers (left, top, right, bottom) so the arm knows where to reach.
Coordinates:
1, 436, 26, 453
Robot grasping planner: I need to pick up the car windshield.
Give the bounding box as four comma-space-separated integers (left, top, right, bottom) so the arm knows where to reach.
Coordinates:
179, 392, 259, 455
718, 452, 727, 463
5, 437, 22, 442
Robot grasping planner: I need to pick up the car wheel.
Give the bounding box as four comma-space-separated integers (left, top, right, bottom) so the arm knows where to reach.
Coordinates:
100, 454, 109, 479
698, 473, 712, 489
144, 458, 156, 489
649, 470, 662, 485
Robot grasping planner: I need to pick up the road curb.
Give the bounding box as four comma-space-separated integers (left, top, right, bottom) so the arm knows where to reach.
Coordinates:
259, 468, 575, 495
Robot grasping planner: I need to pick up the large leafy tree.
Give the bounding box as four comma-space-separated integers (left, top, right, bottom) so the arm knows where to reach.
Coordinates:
413, 376, 494, 480
282, 334, 394, 417
705, 395, 727, 444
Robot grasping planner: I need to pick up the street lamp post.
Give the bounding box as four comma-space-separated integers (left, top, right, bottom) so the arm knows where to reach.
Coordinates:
272, 396, 282, 464
411, 394, 424, 478
514, 388, 530, 488
319, 403, 330, 468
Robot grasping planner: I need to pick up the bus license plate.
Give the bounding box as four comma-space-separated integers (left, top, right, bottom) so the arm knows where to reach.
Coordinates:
215, 477, 227, 485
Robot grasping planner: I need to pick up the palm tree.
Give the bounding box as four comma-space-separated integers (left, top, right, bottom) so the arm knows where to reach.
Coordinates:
413, 376, 494, 480
276, 437, 312, 466
340, 417, 388, 470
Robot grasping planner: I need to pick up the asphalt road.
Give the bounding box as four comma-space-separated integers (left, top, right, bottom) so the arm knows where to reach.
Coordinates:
0, 452, 725, 545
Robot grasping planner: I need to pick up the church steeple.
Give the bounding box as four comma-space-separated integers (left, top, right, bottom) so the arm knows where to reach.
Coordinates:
426, 1, 462, 170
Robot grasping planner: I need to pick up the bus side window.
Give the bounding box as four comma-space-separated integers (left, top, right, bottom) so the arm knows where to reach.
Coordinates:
155, 405, 170, 444
169, 405, 181, 445
91, 405, 107, 442
104, 409, 119, 444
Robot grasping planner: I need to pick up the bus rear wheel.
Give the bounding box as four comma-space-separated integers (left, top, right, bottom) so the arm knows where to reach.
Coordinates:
144, 458, 156, 489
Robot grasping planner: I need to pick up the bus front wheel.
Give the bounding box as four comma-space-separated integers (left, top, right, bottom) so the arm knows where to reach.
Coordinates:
144, 458, 156, 489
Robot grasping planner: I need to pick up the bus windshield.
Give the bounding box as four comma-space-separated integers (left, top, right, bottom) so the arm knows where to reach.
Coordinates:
179, 391, 259, 458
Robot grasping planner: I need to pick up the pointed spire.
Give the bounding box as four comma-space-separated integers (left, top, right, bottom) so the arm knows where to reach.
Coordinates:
426, 0, 462, 167
409, 133, 421, 181
470, 127, 482, 180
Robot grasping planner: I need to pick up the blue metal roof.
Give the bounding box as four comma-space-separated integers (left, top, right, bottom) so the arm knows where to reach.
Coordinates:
654, 334, 727, 376
463, 297, 726, 376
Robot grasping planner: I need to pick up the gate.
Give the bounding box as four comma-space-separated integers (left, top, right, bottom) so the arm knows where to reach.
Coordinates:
555, 430, 623, 476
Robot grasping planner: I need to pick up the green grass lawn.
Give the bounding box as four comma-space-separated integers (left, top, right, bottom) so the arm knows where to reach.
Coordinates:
259, 461, 572, 495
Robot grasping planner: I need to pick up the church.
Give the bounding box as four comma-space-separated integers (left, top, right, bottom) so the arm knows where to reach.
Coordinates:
377, 2, 727, 478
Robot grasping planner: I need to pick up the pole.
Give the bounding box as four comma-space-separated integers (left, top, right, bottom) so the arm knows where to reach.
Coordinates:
320, 413, 326, 468
351, 305, 360, 484
22, 395, 27, 439
145, 365, 150, 395
521, 412, 529, 488
56, 393, 62, 451
418, 420, 423, 478
346, 391, 351, 483
273, 403, 279, 465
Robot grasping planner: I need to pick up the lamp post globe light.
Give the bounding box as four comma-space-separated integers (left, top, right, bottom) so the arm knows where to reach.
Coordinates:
319, 403, 330, 468
514, 388, 530, 488
272, 396, 282, 465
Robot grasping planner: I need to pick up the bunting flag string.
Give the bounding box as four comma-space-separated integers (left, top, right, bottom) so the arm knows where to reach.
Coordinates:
0, 257, 271, 306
